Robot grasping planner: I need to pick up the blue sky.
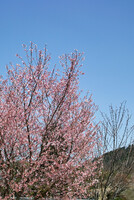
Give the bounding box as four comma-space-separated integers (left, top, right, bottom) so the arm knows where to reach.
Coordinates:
0, 0, 134, 121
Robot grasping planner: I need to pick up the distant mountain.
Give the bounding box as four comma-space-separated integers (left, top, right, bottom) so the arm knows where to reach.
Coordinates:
103, 144, 134, 170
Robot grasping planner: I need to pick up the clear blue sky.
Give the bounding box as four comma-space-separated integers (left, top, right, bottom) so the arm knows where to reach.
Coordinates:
0, 0, 134, 121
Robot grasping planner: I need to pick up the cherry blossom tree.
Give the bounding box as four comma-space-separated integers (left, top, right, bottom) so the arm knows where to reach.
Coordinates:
0, 43, 100, 199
